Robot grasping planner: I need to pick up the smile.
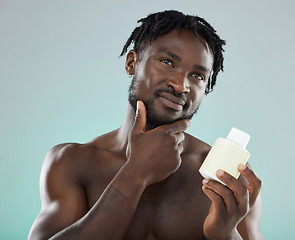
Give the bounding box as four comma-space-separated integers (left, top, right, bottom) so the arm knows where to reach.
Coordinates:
158, 92, 185, 111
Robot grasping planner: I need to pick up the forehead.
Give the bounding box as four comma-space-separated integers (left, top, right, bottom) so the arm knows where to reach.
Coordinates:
141, 29, 213, 68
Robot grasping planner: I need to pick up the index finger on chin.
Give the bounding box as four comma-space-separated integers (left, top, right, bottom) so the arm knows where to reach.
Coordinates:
164, 119, 191, 134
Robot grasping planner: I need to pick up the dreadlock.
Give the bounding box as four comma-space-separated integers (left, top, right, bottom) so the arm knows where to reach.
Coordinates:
120, 10, 225, 94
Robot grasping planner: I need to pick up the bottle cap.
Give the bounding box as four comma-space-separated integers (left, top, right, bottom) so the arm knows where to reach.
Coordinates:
226, 127, 250, 148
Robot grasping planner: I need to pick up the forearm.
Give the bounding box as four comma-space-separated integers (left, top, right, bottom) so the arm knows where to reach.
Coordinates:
50, 164, 146, 240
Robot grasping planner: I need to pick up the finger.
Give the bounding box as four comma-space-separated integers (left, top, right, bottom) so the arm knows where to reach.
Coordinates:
178, 141, 184, 155
238, 165, 262, 205
131, 101, 147, 134
202, 181, 227, 214
175, 132, 185, 145
161, 119, 191, 135
216, 170, 249, 213
202, 178, 237, 214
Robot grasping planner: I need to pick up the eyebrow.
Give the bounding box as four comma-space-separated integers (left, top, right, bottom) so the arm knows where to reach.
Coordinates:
159, 49, 211, 73
160, 49, 181, 61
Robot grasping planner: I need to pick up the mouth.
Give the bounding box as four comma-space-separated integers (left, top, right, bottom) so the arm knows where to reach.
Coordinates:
157, 92, 185, 111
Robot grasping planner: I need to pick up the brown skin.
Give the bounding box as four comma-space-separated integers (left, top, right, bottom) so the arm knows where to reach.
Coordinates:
29, 29, 263, 240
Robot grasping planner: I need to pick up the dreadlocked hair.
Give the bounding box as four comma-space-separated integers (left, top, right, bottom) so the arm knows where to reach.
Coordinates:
120, 10, 226, 94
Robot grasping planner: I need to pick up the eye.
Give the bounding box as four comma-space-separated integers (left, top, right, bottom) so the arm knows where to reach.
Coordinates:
191, 72, 205, 81
160, 58, 174, 67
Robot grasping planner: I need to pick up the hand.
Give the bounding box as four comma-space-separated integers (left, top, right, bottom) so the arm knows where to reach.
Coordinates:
125, 101, 190, 186
202, 164, 262, 240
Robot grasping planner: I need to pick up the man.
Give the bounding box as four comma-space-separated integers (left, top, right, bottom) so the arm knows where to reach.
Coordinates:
29, 10, 263, 240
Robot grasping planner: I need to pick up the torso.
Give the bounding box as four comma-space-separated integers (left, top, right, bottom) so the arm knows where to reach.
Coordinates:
66, 131, 211, 239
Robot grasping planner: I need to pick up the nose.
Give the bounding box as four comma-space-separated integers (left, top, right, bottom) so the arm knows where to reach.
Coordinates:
166, 72, 190, 93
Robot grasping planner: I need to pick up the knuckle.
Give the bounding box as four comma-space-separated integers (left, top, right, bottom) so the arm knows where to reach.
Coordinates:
236, 184, 249, 199
214, 195, 225, 207
179, 132, 185, 140
178, 140, 184, 148
167, 135, 177, 145
257, 177, 263, 187
223, 188, 233, 198
169, 134, 180, 146
240, 188, 249, 200
250, 174, 263, 189
227, 175, 234, 182
173, 143, 180, 153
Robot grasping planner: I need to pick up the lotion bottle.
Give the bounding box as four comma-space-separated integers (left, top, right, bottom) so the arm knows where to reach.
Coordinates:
199, 127, 250, 183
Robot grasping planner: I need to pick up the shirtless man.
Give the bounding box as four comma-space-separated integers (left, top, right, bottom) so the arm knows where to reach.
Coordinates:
28, 10, 263, 240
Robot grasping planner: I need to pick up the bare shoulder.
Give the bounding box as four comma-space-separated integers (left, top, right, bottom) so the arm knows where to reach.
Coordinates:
42, 142, 99, 177
43, 131, 119, 172
39, 142, 100, 201
44, 142, 92, 162
44, 142, 84, 165
43, 138, 123, 185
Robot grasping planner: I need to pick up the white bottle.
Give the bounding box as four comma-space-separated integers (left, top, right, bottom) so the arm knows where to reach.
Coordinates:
199, 127, 250, 183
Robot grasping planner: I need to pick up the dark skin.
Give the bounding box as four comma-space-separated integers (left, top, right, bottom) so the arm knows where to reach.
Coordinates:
29, 29, 263, 240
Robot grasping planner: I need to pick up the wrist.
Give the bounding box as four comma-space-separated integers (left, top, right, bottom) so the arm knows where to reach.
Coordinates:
120, 162, 149, 188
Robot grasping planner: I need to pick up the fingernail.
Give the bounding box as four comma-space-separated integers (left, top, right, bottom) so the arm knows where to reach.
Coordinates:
186, 120, 191, 127
216, 170, 224, 176
202, 179, 209, 184
239, 164, 247, 171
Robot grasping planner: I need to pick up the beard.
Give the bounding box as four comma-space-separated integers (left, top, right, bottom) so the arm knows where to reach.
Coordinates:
128, 75, 200, 130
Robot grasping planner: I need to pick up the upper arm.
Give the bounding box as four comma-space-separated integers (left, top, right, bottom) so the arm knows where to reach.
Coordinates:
28, 144, 89, 240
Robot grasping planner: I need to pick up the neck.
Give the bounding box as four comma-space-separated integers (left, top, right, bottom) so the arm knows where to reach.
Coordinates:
115, 103, 136, 154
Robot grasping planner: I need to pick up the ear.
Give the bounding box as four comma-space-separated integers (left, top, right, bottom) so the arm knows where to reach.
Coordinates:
125, 50, 139, 76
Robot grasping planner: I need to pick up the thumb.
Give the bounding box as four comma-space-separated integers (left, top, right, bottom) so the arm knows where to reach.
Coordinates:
132, 100, 147, 134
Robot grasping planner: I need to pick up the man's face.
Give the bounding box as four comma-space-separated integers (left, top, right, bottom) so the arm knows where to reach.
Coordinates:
127, 29, 214, 129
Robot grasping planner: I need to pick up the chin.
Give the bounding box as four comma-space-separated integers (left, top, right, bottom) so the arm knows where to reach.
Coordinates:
128, 94, 199, 130
145, 108, 193, 130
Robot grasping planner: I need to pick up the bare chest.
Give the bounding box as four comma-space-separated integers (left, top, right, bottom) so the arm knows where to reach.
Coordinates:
85, 158, 210, 240
124, 164, 210, 240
